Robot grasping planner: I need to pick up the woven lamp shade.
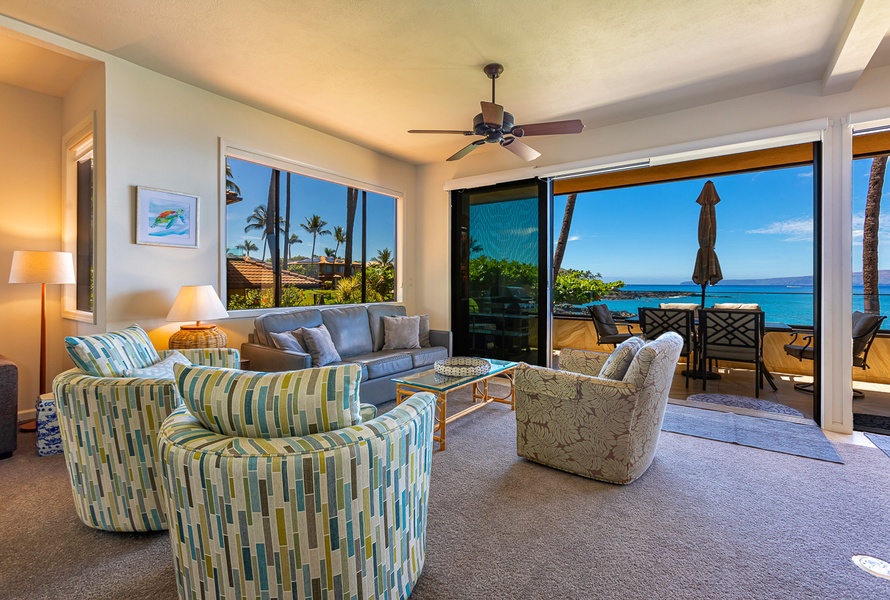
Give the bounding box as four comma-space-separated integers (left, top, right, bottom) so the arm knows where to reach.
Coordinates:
166, 285, 229, 349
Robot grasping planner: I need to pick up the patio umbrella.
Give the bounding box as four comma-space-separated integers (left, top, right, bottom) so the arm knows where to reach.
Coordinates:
691, 180, 723, 307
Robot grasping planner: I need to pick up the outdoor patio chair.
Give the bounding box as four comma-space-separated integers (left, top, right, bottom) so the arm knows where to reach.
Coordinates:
639, 307, 696, 388
699, 308, 776, 398
588, 303, 638, 347
783, 311, 886, 397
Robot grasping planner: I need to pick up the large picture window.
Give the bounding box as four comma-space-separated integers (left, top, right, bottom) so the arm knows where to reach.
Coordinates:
224, 154, 397, 310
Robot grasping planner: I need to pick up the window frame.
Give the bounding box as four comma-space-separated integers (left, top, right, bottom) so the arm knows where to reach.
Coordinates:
62, 115, 97, 324
220, 141, 402, 316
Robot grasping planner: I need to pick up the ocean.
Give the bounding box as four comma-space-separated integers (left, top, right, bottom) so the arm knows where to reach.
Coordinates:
588, 284, 890, 327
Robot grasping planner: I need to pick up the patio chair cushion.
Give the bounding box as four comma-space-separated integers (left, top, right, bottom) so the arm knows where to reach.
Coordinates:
599, 336, 647, 380
712, 303, 760, 310
64, 324, 160, 377
659, 303, 699, 311
174, 363, 361, 438
123, 350, 191, 379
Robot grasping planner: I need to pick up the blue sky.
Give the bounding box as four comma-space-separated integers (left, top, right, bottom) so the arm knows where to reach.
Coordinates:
545, 158, 889, 284
226, 157, 396, 260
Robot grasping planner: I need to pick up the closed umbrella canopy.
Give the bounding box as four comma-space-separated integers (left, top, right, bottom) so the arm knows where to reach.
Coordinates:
691, 180, 723, 306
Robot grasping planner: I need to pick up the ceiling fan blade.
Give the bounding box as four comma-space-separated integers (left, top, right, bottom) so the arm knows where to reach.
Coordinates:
447, 140, 485, 162
500, 137, 541, 161
408, 129, 475, 135
481, 101, 504, 128
511, 119, 585, 137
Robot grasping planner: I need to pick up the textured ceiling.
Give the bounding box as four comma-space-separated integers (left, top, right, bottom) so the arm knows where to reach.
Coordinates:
1, 0, 888, 164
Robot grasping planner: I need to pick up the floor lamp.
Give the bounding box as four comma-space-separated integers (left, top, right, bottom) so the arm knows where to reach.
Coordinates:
8, 251, 76, 432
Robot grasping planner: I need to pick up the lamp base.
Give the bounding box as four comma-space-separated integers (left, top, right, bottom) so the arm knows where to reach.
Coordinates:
169, 324, 227, 349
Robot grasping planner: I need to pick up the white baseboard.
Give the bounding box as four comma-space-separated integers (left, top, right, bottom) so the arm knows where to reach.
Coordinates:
18, 408, 36, 424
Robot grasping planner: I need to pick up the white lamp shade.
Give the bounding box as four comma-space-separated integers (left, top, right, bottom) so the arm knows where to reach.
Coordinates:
9, 251, 76, 284
166, 285, 229, 323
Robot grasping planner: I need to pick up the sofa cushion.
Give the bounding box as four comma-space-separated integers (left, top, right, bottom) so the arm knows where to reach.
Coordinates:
367, 304, 407, 351
321, 306, 373, 358
65, 324, 160, 377
405, 346, 449, 369
124, 350, 191, 379
347, 351, 413, 380
254, 308, 322, 347
301, 324, 342, 367
383, 315, 421, 350
175, 363, 361, 438
599, 336, 646, 380
269, 330, 306, 353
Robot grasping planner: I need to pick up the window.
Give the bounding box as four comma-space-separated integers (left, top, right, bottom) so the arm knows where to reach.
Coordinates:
551, 143, 816, 327
62, 118, 95, 322
224, 153, 397, 310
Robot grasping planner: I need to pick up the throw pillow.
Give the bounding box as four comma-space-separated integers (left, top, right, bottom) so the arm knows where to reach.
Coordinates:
270, 330, 306, 353
383, 315, 421, 350
124, 350, 191, 379
65, 324, 160, 377
301, 324, 342, 366
419, 314, 431, 347
598, 336, 646, 380
175, 363, 362, 438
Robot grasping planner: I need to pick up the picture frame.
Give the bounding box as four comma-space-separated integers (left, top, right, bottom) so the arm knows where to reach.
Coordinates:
136, 186, 199, 248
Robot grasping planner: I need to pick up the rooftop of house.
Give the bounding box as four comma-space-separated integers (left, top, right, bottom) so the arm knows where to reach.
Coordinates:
226, 257, 320, 289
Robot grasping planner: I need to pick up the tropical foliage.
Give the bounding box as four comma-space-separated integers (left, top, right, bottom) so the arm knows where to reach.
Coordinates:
226, 286, 308, 310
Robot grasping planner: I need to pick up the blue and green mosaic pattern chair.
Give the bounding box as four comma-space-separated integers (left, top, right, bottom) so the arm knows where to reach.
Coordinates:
159, 363, 435, 600
54, 325, 240, 532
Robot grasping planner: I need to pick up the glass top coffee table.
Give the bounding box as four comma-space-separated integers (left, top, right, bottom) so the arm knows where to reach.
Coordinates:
393, 358, 517, 451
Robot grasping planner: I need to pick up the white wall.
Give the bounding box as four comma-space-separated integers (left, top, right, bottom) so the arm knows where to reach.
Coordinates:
0, 82, 63, 407
100, 58, 418, 351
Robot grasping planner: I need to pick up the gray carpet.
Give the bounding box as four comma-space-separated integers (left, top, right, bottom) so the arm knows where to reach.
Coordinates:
3, 389, 890, 599
686, 393, 805, 417
864, 432, 890, 461
662, 403, 843, 463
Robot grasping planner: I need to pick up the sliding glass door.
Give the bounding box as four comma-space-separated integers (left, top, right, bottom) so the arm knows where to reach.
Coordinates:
451, 179, 550, 365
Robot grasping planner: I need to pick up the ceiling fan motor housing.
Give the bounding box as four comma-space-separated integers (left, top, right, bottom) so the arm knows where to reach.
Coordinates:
473, 111, 514, 142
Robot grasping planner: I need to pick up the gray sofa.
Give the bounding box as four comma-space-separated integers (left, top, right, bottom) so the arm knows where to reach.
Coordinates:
0, 354, 18, 459
240, 303, 451, 405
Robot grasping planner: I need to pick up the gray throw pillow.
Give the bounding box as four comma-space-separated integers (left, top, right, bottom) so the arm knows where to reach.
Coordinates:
599, 336, 646, 380
419, 314, 431, 347
301, 324, 341, 366
383, 315, 421, 350
269, 330, 306, 353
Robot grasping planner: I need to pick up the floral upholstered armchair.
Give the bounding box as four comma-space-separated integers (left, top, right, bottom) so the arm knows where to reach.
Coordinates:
53, 325, 240, 532
159, 363, 435, 600
515, 332, 682, 484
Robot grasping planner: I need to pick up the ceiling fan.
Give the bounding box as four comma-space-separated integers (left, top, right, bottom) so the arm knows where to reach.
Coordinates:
409, 63, 585, 162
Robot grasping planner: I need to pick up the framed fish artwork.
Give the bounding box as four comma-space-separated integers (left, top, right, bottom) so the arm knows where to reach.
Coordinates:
136, 186, 199, 248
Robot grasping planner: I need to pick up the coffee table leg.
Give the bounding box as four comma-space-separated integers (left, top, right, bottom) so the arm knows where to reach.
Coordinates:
436, 391, 447, 450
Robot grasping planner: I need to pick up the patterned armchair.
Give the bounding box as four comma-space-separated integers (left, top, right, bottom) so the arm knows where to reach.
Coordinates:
53, 325, 240, 532
516, 332, 683, 484
159, 363, 435, 600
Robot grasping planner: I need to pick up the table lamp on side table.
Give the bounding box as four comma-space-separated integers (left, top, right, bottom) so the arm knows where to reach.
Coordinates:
166, 285, 229, 349
8, 251, 76, 432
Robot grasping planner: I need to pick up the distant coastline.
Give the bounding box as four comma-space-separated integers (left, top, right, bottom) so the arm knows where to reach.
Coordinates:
678, 270, 890, 287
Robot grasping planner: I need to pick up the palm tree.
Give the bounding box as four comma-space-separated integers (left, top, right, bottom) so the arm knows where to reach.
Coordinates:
236, 239, 258, 259
225, 161, 241, 198
300, 214, 332, 271
344, 188, 358, 277
375, 247, 394, 266
287, 233, 302, 266
333, 225, 346, 258
244, 205, 284, 262
324, 247, 337, 258
553, 193, 577, 281
863, 155, 887, 313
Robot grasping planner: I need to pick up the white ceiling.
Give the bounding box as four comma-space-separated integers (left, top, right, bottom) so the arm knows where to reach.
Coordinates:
2, 0, 890, 165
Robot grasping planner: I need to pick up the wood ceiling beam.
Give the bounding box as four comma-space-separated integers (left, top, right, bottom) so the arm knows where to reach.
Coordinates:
822, 0, 890, 95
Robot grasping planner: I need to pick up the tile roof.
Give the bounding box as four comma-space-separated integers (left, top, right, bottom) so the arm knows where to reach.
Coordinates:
227, 258, 320, 289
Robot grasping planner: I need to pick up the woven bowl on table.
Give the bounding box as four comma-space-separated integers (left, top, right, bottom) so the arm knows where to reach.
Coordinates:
433, 357, 491, 377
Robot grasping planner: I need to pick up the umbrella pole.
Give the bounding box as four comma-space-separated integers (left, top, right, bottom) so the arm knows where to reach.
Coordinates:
701, 284, 706, 308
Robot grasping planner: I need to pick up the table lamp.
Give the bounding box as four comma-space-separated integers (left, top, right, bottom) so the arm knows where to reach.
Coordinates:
166, 285, 229, 349
8, 250, 76, 432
